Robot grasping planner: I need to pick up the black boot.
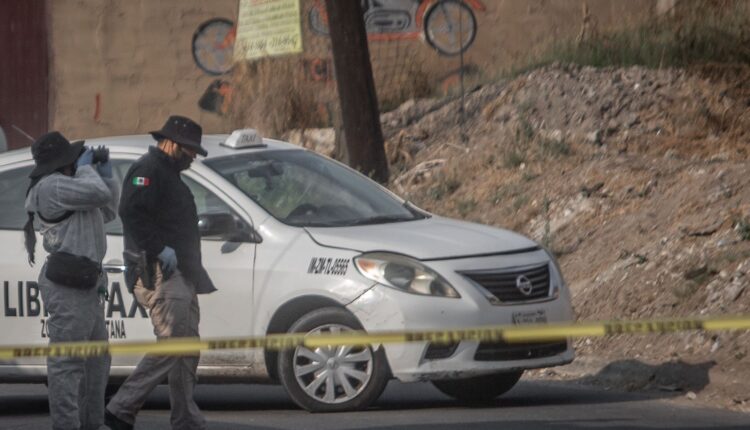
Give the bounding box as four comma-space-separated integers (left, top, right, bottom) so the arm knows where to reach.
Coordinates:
104, 409, 133, 430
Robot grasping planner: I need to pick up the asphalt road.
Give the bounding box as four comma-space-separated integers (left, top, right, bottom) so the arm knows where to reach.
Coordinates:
0, 380, 748, 429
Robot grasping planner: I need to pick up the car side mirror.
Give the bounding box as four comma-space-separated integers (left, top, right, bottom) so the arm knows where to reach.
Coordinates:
197, 213, 262, 244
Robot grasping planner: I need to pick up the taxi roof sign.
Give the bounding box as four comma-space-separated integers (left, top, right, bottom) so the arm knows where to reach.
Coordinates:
221, 129, 266, 149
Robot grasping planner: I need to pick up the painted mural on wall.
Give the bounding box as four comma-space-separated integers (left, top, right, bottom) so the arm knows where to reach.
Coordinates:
198, 79, 233, 116
309, 0, 485, 56
192, 17, 236, 115
192, 17, 236, 75
192, 0, 486, 116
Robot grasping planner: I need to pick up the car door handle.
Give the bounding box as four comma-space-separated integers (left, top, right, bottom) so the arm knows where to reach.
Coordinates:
103, 260, 126, 274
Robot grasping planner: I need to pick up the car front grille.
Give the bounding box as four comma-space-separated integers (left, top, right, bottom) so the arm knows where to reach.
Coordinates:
474, 340, 568, 361
461, 263, 551, 303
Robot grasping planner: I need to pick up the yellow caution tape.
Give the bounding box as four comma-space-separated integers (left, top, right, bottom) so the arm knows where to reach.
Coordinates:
2, 315, 750, 359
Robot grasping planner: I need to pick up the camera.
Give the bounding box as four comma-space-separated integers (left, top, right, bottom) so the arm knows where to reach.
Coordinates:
90, 145, 109, 164
76, 143, 109, 165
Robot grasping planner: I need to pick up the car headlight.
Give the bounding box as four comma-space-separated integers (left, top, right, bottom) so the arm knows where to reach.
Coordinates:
542, 247, 566, 298
354, 252, 460, 298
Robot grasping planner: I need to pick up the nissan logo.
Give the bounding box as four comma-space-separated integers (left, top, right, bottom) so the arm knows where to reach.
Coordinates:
515, 275, 533, 296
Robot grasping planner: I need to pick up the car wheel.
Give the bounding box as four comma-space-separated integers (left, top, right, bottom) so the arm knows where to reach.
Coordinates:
432, 370, 523, 402
278, 307, 389, 412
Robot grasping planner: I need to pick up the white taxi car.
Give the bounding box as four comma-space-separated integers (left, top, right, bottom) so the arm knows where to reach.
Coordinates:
0, 130, 574, 412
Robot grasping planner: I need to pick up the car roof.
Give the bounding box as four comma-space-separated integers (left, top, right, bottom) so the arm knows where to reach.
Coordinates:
0, 134, 303, 166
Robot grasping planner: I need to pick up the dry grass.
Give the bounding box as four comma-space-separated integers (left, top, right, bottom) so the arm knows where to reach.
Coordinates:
369, 39, 434, 111
377, 60, 433, 112
228, 57, 324, 137
504, 0, 750, 77
227, 39, 435, 136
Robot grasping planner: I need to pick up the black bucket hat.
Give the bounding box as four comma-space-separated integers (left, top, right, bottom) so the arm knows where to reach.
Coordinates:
149, 115, 207, 156
29, 131, 84, 179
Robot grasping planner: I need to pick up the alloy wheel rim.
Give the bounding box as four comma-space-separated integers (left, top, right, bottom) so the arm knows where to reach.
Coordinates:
293, 324, 374, 404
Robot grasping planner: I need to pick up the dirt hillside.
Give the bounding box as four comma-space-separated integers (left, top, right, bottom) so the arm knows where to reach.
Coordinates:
293, 63, 750, 411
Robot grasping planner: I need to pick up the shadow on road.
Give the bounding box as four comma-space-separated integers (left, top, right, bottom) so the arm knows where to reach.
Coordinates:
0, 379, 747, 430
359, 422, 749, 430
191, 380, 660, 412
0, 362, 717, 418
0, 381, 656, 417
368, 380, 667, 414
570, 359, 716, 396
0, 396, 48, 415
90, 378, 683, 414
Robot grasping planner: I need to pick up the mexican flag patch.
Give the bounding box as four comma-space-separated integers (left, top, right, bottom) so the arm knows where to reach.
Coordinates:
132, 177, 150, 187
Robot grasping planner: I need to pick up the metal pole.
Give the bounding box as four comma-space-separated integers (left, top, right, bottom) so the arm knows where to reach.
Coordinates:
11, 125, 35, 142
459, 1, 468, 144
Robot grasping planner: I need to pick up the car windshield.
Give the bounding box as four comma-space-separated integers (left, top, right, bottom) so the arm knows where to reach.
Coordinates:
204, 149, 427, 227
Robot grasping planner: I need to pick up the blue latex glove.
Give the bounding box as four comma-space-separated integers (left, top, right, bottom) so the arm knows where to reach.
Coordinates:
76, 148, 94, 168
97, 160, 113, 178
157, 246, 177, 280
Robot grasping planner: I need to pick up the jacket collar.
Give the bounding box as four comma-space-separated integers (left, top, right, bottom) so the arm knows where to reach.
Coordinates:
148, 146, 181, 172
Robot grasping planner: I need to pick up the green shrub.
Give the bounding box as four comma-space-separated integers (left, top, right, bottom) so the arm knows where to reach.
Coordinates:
457, 199, 477, 217
737, 217, 750, 241
539, 137, 572, 158
504, 150, 526, 168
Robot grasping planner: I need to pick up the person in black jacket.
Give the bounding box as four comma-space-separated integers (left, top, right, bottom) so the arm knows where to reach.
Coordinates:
105, 116, 216, 430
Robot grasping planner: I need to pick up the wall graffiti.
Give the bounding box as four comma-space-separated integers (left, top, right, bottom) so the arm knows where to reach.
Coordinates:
303, 57, 332, 82
309, 0, 485, 56
198, 79, 233, 115
192, 18, 236, 115
192, 18, 236, 76
193, 1, 486, 115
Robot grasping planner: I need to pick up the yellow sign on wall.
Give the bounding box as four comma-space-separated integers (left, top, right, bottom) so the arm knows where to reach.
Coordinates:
235, 0, 303, 60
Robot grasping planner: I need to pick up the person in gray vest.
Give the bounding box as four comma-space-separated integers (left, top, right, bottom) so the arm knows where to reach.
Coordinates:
24, 131, 118, 430
105, 116, 216, 430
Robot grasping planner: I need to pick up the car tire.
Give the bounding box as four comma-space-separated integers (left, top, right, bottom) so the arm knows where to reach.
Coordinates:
432, 370, 523, 402
278, 307, 389, 412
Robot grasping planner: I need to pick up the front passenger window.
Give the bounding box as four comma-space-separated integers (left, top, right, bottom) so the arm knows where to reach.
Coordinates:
183, 176, 252, 241
103, 160, 251, 241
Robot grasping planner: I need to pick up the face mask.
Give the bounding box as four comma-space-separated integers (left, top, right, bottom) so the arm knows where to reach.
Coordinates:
174, 149, 193, 171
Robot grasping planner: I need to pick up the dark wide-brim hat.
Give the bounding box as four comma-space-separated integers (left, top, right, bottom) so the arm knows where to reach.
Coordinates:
29, 132, 85, 179
149, 115, 207, 156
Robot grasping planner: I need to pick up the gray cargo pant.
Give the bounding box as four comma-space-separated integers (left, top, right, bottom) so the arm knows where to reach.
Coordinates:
106, 269, 204, 429
40, 267, 110, 430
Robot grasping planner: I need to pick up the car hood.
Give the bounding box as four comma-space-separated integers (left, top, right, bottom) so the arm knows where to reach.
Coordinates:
305, 217, 539, 260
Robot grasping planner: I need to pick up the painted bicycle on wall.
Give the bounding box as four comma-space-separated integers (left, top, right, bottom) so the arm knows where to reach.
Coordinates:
309, 0, 486, 56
